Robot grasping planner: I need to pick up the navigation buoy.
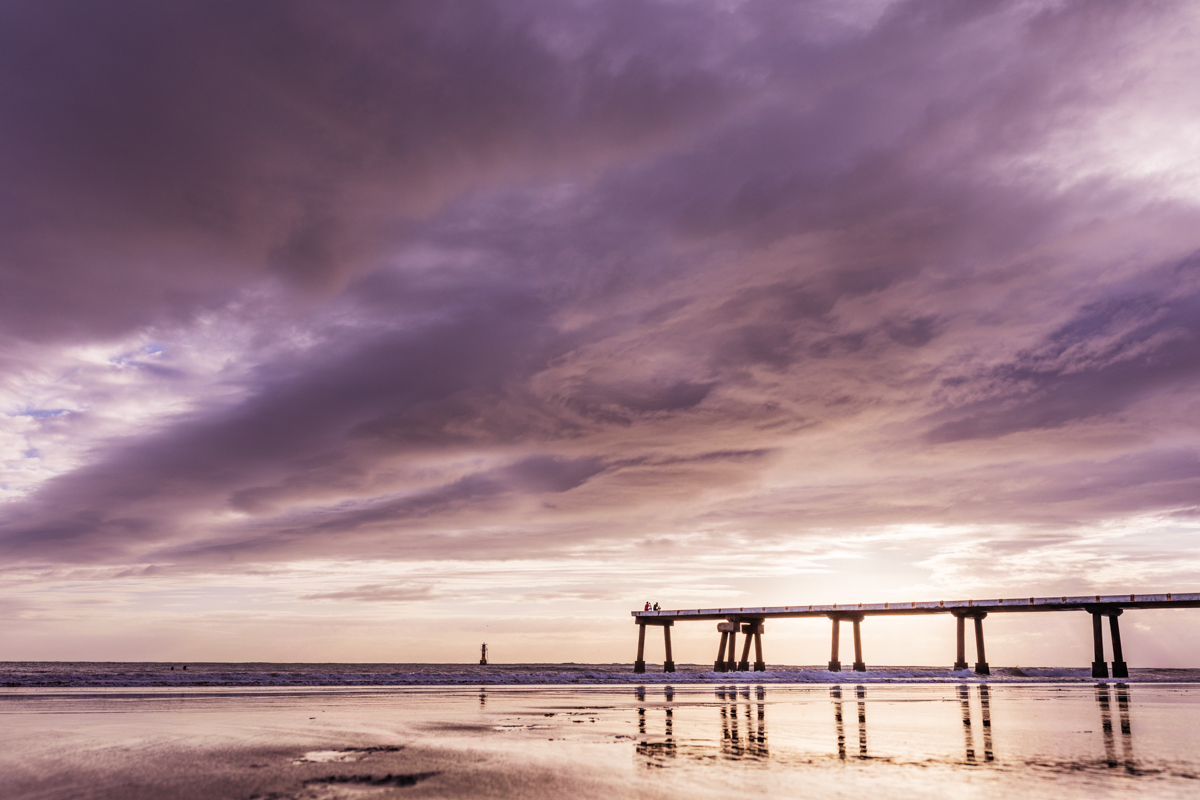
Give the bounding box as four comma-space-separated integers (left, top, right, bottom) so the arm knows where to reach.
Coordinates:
480, 643, 488, 665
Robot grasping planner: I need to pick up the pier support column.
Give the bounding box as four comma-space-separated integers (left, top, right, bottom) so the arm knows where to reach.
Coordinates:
852, 617, 866, 672
740, 622, 763, 671
663, 625, 675, 673
634, 623, 646, 674
953, 614, 968, 670
973, 614, 989, 675
829, 616, 842, 671
715, 631, 729, 672
738, 631, 753, 671
1091, 611, 1108, 678
726, 629, 739, 671
1108, 611, 1127, 679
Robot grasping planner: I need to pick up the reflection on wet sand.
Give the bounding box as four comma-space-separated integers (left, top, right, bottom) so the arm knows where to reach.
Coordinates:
957, 684, 993, 763
718, 686, 768, 761
829, 685, 868, 759
636, 683, 1141, 771
1096, 683, 1135, 770
635, 685, 768, 765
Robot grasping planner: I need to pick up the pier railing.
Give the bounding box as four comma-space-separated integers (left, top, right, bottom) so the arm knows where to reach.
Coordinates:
629, 592, 1200, 678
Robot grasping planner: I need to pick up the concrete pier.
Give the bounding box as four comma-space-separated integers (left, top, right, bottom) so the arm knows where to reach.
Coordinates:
632, 591, 1200, 674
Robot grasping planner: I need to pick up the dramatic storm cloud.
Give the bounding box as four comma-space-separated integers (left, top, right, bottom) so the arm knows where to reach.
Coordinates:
3, 0, 1200, 665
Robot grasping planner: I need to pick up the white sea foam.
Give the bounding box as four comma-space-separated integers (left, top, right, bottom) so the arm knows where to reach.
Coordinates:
2, 661, 1197, 687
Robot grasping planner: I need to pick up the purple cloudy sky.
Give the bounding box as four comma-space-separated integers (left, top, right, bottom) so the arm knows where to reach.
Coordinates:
3, 0, 1200, 665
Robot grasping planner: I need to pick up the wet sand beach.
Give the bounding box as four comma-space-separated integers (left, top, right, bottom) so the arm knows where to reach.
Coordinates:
2, 680, 1199, 800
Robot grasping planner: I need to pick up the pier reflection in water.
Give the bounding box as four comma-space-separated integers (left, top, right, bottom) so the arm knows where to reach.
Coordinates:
635, 685, 769, 764
634, 682, 1146, 771
717, 686, 768, 761
1096, 682, 1135, 770
956, 683, 993, 763
829, 685, 872, 759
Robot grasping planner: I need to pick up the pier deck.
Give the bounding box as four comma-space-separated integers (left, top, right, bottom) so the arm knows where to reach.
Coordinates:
628, 592, 1200, 678
632, 593, 1200, 622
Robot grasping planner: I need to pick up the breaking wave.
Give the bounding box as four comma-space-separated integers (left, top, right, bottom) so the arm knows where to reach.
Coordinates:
2, 662, 1198, 688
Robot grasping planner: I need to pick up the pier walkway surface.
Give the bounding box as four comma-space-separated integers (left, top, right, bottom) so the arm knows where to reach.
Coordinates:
630, 592, 1200, 679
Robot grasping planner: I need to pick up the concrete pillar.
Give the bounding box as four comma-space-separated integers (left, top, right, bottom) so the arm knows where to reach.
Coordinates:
973, 614, 989, 675
954, 614, 968, 671
753, 631, 765, 672
1091, 611, 1109, 678
738, 631, 753, 671
635, 623, 647, 674
829, 617, 842, 672
726, 629, 738, 671
715, 631, 729, 672
663, 625, 675, 673
1108, 612, 1127, 679
852, 618, 865, 672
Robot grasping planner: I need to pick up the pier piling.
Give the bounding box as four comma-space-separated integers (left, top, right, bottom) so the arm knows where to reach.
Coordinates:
1090, 608, 1127, 679
738, 630, 753, 671
633, 618, 675, 673
951, 612, 988, 674
1091, 611, 1108, 678
972, 615, 989, 675
954, 614, 967, 671
1108, 612, 1127, 679
828, 616, 841, 671
852, 617, 865, 672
